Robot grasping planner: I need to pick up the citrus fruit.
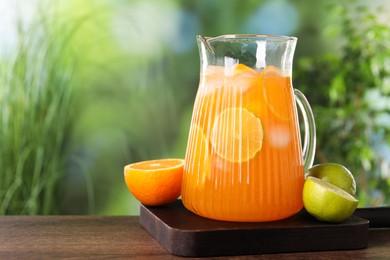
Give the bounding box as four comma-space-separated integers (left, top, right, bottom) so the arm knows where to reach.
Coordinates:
230, 63, 260, 78
193, 66, 224, 137
185, 124, 210, 185
210, 107, 263, 163
303, 176, 358, 222
228, 64, 264, 119
124, 158, 184, 206
195, 64, 263, 136
306, 163, 356, 195
261, 65, 292, 121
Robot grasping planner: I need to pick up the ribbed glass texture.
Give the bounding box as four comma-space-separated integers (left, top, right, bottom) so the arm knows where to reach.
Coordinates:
182, 35, 313, 222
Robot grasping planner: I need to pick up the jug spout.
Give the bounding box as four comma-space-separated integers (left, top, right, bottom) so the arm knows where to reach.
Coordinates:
196, 35, 214, 53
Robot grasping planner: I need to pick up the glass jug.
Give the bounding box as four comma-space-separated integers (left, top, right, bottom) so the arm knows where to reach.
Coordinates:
182, 34, 316, 222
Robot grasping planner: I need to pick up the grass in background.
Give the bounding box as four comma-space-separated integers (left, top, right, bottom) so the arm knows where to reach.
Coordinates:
0, 6, 84, 214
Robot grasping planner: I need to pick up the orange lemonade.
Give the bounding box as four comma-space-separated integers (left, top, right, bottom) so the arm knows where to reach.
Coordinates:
182, 64, 305, 222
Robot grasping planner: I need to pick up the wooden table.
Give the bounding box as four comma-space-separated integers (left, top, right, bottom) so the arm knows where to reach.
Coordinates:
0, 215, 389, 259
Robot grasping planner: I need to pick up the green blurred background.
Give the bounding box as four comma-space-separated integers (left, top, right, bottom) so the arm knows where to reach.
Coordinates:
0, 0, 389, 215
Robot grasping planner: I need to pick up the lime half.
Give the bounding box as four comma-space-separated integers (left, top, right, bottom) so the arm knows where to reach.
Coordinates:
303, 176, 358, 223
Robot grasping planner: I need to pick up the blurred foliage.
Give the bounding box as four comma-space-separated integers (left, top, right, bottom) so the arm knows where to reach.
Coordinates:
0, 4, 80, 214
295, 2, 390, 206
0, 0, 389, 215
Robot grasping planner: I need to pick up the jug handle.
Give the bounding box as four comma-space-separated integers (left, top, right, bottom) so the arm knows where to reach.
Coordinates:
294, 89, 316, 172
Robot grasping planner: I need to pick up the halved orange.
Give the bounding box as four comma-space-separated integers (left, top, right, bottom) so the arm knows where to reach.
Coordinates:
124, 158, 184, 206
210, 107, 264, 163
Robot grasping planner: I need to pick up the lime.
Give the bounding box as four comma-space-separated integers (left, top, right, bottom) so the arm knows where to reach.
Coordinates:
303, 176, 358, 222
306, 163, 356, 196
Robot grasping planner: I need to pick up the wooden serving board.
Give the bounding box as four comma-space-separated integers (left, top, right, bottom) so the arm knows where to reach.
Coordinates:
139, 200, 369, 257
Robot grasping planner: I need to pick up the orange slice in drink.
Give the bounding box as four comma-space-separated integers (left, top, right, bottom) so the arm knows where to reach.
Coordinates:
195, 64, 264, 137
124, 158, 184, 206
229, 64, 264, 119
210, 107, 264, 163
231, 63, 260, 77
193, 67, 224, 137
185, 124, 210, 185
262, 66, 292, 121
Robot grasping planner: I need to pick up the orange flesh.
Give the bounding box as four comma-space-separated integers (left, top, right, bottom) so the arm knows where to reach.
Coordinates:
124, 159, 184, 206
